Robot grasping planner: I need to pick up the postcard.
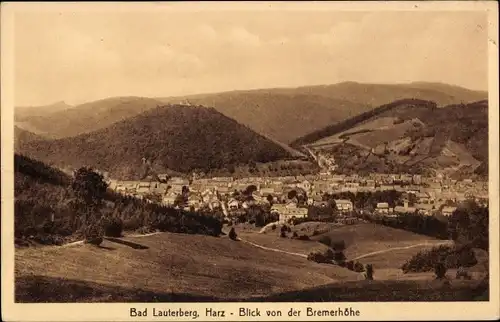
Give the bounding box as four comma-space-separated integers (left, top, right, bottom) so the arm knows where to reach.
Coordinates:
1, 1, 499, 321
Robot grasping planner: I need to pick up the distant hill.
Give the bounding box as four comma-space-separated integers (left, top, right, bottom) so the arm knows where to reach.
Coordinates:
15, 97, 163, 139
16, 82, 486, 145
15, 101, 73, 121
159, 82, 487, 143
301, 100, 488, 177
14, 127, 45, 151
18, 105, 294, 179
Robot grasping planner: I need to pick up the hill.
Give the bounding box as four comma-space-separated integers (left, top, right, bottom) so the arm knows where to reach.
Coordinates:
15, 97, 163, 139
17, 105, 294, 179
15, 231, 487, 302
15, 101, 73, 121
160, 82, 487, 143
15, 232, 360, 302
16, 82, 486, 145
14, 126, 46, 151
298, 100, 489, 177
14, 154, 224, 246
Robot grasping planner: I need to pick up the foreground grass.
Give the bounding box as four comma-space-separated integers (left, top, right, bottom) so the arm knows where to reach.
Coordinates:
15, 232, 359, 302
16, 275, 488, 302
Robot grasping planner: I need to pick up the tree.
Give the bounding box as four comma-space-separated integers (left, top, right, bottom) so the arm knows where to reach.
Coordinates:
434, 262, 447, 279
243, 185, 258, 196
287, 190, 298, 200
228, 227, 238, 241
71, 167, 108, 245
365, 264, 374, 280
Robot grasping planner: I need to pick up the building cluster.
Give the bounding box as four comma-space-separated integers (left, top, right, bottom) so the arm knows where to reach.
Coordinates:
106, 171, 488, 222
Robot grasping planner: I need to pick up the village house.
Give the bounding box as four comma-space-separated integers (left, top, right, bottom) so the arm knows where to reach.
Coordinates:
298, 180, 312, 191
376, 202, 390, 214
334, 199, 353, 213
416, 191, 431, 204
216, 186, 230, 196
415, 203, 434, 216
394, 205, 417, 215
187, 195, 203, 210
162, 193, 177, 206
441, 206, 457, 217
259, 187, 276, 196
227, 198, 240, 210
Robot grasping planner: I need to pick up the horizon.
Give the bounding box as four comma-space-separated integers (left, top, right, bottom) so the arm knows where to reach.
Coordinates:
16, 80, 488, 108
14, 10, 488, 106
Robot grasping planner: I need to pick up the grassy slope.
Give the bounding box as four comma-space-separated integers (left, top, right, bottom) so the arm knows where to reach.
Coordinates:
15, 233, 360, 302
311, 223, 449, 267
15, 230, 488, 302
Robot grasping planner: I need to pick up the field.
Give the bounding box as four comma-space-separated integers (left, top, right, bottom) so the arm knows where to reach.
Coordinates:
235, 223, 455, 281
15, 222, 488, 302
15, 232, 360, 302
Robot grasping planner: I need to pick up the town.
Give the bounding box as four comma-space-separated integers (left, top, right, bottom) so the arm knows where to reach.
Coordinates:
104, 171, 489, 224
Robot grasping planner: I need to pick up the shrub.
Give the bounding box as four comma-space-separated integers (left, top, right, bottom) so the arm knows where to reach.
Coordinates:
281, 225, 289, 233
401, 245, 477, 273
271, 224, 277, 230
434, 262, 447, 279
298, 234, 310, 241
84, 223, 104, 245
123, 217, 143, 231
292, 231, 298, 238
365, 264, 374, 280
333, 250, 346, 263
287, 226, 292, 233
280, 231, 287, 238
354, 261, 365, 273
318, 236, 332, 247
102, 216, 123, 237
307, 249, 333, 264
346, 260, 355, 270
229, 227, 238, 241
312, 229, 320, 236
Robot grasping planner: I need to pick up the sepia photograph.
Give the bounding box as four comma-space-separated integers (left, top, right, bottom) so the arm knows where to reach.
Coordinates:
1, 1, 499, 321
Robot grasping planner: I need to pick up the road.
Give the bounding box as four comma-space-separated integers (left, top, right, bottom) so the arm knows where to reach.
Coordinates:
224, 227, 452, 263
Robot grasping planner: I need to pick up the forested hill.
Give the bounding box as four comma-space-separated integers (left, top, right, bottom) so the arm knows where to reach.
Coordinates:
17, 105, 294, 179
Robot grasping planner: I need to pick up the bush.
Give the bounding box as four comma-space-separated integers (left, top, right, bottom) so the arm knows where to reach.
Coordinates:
298, 234, 310, 241
123, 217, 143, 231
354, 261, 365, 273
102, 216, 123, 237
365, 264, 374, 280
307, 249, 334, 264
292, 231, 299, 238
229, 227, 237, 241
401, 245, 477, 273
84, 223, 104, 245
346, 260, 354, 270
318, 236, 332, 247
280, 231, 287, 238
312, 229, 320, 236
271, 224, 277, 230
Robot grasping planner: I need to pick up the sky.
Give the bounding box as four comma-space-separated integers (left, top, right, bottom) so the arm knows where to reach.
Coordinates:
13, 8, 489, 106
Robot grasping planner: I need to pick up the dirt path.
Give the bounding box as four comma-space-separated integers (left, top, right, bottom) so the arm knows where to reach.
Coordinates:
225, 228, 452, 263
238, 238, 308, 258
61, 231, 162, 248
351, 241, 453, 261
